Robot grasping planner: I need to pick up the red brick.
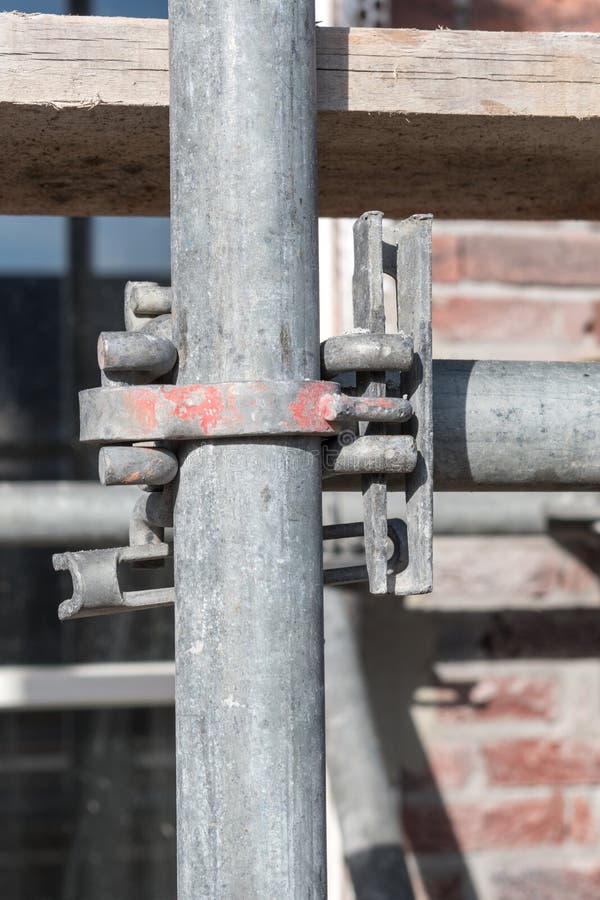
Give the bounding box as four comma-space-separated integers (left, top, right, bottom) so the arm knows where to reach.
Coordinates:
392, 1, 456, 29
437, 675, 557, 722
432, 295, 596, 343
403, 794, 565, 853
403, 743, 477, 792
432, 234, 460, 283
392, 0, 600, 32
570, 796, 595, 844
493, 866, 600, 900
484, 739, 600, 786
431, 536, 600, 607
460, 233, 600, 287
471, 1, 600, 33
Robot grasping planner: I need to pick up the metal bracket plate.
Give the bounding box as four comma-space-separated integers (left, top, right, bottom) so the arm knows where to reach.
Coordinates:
323, 211, 433, 596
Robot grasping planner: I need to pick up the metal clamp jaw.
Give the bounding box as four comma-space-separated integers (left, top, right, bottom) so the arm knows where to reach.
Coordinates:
53, 281, 178, 619
54, 211, 433, 617
53, 542, 174, 620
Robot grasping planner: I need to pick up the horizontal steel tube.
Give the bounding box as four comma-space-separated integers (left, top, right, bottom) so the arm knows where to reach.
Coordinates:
0, 482, 137, 546
327, 360, 600, 491
0, 662, 175, 711
433, 491, 555, 534
433, 360, 600, 490
2, 483, 597, 546
0, 483, 545, 544
323, 491, 575, 536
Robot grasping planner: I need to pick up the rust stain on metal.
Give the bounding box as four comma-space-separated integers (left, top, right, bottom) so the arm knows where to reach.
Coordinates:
166, 384, 225, 435
317, 391, 339, 423
125, 387, 159, 432
289, 382, 332, 431
80, 380, 340, 442
225, 384, 244, 427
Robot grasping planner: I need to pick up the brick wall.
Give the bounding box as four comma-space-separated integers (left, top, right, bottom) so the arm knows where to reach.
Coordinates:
356, 596, 600, 900
404, 658, 600, 898
343, 2, 600, 899
392, 0, 600, 31
432, 223, 600, 362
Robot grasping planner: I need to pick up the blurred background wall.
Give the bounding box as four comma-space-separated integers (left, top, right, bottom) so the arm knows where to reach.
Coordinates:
321, 2, 600, 899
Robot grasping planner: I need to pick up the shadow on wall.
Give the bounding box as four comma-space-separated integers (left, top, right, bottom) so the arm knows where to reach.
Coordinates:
358, 597, 600, 899
360, 593, 480, 900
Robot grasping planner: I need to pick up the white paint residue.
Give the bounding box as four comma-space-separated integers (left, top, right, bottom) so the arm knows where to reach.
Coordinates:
223, 695, 241, 709
187, 640, 204, 656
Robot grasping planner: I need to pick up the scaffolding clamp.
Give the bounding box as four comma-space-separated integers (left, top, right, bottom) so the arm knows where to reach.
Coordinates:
54, 211, 434, 616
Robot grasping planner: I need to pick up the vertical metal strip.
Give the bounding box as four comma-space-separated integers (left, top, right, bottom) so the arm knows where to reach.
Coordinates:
352, 211, 389, 593
169, 2, 326, 897
394, 215, 433, 594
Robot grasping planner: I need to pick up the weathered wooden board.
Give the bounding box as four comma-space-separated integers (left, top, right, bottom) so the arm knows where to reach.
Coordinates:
0, 14, 168, 216
2, 14, 600, 218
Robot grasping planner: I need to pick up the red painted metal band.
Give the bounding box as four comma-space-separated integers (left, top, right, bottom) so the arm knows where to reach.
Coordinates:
80, 380, 341, 443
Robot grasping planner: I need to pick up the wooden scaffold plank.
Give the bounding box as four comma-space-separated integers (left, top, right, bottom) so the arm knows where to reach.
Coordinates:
2, 13, 600, 218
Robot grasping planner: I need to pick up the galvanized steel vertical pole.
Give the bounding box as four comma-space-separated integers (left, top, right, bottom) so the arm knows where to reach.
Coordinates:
169, 2, 326, 898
